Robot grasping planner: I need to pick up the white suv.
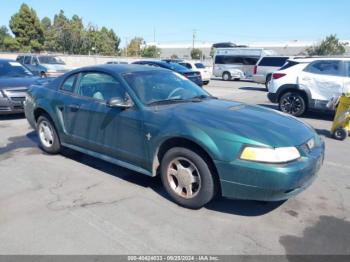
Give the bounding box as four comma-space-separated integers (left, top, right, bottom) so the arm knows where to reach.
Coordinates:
178, 61, 212, 85
267, 58, 350, 116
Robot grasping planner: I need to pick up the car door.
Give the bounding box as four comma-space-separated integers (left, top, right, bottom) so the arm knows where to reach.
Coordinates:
343, 61, 350, 95
65, 71, 147, 168
23, 56, 35, 72
298, 60, 344, 103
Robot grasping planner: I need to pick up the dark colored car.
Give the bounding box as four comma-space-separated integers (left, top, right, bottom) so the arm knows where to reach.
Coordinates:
0, 59, 39, 115
24, 64, 324, 209
132, 60, 203, 86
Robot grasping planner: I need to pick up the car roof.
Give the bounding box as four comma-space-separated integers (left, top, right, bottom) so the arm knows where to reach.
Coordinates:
289, 57, 350, 63
260, 56, 291, 59
67, 64, 168, 75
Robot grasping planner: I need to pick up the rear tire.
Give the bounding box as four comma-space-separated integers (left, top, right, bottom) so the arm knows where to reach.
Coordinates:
222, 72, 231, 81
37, 115, 61, 154
160, 147, 217, 209
333, 127, 348, 141
279, 92, 307, 117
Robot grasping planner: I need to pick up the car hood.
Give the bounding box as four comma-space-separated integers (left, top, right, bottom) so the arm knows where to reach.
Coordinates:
153, 99, 315, 147
0, 76, 40, 89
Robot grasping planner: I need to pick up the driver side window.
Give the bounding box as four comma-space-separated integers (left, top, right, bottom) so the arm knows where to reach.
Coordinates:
76, 72, 126, 102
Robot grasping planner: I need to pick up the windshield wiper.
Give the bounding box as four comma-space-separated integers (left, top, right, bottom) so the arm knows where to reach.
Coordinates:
147, 98, 188, 106
189, 95, 217, 100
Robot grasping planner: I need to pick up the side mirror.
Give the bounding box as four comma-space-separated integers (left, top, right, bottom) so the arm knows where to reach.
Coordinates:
107, 97, 132, 109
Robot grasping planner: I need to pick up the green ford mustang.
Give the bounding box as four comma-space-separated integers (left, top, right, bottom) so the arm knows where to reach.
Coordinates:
24, 64, 325, 209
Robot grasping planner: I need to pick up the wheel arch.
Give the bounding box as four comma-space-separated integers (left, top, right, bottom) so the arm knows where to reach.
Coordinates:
33, 107, 60, 133
277, 84, 311, 107
34, 107, 52, 122
152, 137, 221, 194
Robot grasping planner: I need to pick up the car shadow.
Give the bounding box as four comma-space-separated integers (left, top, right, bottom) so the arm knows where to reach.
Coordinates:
205, 197, 286, 216
239, 86, 266, 92
24, 131, 286, 216
0, 113, 25, 121
258, 104, 335, 121
314, 129, 332, 138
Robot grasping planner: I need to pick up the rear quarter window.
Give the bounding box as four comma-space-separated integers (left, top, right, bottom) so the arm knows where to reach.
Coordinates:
279, 61, 299, 70
195, 63, 205, 69
60, 74, 77, 92
259, 57, 288, 67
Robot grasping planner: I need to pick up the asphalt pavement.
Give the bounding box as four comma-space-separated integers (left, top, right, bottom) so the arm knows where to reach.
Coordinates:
0, 79, 349, 255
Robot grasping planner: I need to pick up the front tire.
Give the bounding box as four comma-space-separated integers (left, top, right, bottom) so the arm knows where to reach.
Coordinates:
160, 147, 217, 209
37, 115, 61, 154
222, 72, 231, 81
279, 92, 307, 117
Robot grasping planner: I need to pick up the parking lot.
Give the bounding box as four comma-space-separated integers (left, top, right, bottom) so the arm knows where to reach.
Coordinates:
0, 79, 349, 255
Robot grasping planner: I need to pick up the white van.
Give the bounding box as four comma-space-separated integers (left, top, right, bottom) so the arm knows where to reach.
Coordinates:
213, 48, 276, 81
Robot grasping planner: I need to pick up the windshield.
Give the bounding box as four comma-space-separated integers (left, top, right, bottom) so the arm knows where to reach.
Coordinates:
38, 56, 65, 65
123, 70, 210, 105
0, 61, 33, 77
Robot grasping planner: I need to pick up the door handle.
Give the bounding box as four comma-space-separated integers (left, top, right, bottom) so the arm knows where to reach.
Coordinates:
302, 77, 311, 81
70, 105, 80, 112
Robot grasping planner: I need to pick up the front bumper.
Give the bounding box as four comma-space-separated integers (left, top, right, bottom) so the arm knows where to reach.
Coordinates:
215, 142, 325, 201
0, 97, 25, 115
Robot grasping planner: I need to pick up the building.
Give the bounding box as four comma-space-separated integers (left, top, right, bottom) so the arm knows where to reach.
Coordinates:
147, 40, 350, 59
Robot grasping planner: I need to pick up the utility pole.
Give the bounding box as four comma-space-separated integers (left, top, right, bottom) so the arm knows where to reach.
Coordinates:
153, 27, 156, 43
192, 29, 197, 49
124, 37, 128, 57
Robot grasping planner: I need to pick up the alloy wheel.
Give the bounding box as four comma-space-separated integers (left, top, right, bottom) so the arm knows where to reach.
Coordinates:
280, 94, 303, 115
38, 120, 54, 148
166, 157, 201, 199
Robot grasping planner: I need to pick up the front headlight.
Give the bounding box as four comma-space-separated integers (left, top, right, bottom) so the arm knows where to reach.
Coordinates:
240, 146, 300, 163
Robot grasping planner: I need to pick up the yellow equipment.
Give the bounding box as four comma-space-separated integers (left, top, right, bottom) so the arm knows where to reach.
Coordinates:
331, 94, 350, 140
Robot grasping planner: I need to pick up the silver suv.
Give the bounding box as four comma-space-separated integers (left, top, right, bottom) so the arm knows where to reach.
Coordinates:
252, 56, 291, 87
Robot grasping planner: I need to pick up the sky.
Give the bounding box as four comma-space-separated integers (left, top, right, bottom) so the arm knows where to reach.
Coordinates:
1, 0, 350, 46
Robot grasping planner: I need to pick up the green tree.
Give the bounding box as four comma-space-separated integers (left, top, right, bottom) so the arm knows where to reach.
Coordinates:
191, 48, 203, 60
3, 37, 21, 51
9, 3, 44, 52
41, 17, 57, 51
53, 10, 72, 53
141, 45, 161, 58
306, 34, 348, 56
127, 37, 144, 57
0, 26, 10, 50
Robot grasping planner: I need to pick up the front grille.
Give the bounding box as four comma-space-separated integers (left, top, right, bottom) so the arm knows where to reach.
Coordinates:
10, 97, 26, 102
0, 106, 11, 111
5, 88, 27, 93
